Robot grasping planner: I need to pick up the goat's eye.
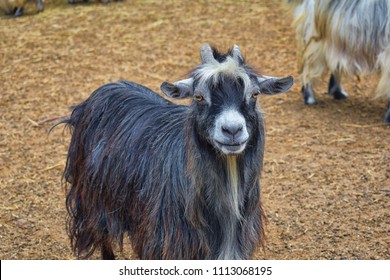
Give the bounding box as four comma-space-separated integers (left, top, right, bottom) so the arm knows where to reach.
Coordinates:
194, 95, 204, 102
251, 91, 260, 99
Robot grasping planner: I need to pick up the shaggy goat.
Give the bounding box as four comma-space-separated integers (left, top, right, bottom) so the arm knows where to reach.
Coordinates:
0, 0, 43, 16
60, 44, 294, 260
293, 0, 390, 122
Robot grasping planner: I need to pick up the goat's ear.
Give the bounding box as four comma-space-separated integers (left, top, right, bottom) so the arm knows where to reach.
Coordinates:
160, 78, 194, 99
257, 75, 294, 95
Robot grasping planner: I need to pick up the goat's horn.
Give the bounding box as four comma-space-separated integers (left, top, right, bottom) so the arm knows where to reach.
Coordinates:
200, 44, 216, 64
232, 44, 243, 62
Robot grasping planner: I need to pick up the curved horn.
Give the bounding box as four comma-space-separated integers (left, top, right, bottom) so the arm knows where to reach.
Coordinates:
232, 44, 243, 62
200, 44, 217, 64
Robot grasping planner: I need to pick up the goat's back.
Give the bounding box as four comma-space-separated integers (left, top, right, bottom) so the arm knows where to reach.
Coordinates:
64, 80, 187, 183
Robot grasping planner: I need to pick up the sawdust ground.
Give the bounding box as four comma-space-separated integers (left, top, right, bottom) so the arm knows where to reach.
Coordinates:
0, 0, 389, 259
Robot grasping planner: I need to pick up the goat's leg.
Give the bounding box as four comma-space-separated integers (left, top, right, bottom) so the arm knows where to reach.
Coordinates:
37, 0, 44, 12
385, 101, 390, 123
302, 82, 317, 105
300, 40, 327, 105
101, 239, 115, 260
328, 73, 349, 100
376, 53, 390, 122
14, 7, 23, 17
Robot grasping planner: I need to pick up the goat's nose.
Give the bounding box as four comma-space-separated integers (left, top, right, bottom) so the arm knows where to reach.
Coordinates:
222, 123, 243, 138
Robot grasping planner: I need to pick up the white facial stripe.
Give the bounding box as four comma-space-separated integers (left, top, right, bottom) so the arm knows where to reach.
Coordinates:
216, 109, 246, 129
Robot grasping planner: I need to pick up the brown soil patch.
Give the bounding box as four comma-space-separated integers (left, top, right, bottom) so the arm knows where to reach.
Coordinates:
0, 0, 389, 260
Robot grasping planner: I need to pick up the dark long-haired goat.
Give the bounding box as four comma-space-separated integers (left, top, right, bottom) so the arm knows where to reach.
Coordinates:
61, 44, 294, 259
292, 0, 390, 122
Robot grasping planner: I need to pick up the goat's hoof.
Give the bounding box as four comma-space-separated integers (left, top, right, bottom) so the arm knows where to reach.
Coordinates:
304, 97, 317, 105
302, 86, 317, 105
330, 89, 349, 100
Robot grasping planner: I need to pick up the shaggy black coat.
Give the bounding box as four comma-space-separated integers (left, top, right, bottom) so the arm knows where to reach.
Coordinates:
62, 79, 266, 260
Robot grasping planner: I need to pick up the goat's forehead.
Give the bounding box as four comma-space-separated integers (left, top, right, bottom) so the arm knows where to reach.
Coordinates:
193, 56, 254, 94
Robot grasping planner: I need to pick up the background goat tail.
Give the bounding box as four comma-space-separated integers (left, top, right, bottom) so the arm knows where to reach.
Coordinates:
292, 0, 327, 85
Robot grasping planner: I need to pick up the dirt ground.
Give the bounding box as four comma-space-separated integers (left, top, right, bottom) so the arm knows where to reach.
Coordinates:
0, 0, 389, 260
